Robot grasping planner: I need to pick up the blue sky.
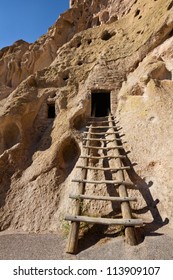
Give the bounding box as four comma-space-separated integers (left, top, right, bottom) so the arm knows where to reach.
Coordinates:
0, 0, 69, 49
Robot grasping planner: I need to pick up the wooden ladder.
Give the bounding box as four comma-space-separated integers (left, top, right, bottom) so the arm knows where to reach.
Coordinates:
65, 114, 143, 254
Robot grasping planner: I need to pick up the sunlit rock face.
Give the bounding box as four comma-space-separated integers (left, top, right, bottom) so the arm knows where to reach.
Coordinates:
0, 0, 173, 233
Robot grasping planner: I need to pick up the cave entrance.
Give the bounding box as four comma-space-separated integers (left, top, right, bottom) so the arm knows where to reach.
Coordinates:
91, 91, 111, 117
48, 103, 56, 118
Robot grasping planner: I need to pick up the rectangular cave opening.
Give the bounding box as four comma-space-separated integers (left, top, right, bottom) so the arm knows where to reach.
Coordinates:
47, 103, 56, 118
91, 91, 111, 117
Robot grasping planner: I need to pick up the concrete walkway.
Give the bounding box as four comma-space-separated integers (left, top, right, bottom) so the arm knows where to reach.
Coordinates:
0, 226, 173, 260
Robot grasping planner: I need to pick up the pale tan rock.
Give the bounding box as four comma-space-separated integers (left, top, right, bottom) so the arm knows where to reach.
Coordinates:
1, 0, 173, 234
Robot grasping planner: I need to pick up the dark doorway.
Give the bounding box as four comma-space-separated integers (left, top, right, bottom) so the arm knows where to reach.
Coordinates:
48, 103, 56, 118
91, 91, 110, 117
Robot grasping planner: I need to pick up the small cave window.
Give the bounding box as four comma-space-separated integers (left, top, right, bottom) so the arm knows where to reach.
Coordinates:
76, 42, 81, 48
63, 74, 69, 81
101, 30, 113, 41
93, 17, 100, 27
60, 137, 80, 174
48, 103, 56, 119
167, 1, 173, 10
168, 28, 173, 38
91, 91, 111, 117
134, 9, 140, 17
3, 123, 21, 151
77, 60, 83, 66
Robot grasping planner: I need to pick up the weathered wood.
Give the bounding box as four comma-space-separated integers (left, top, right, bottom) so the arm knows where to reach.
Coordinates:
88, 120, 119, 125
108, 114, 138, 245
88, 116, 109, 119
66, 114, 141, 253
69, 194, 137, 202
66, 125, 92, 254
65, 215, 143, 226
84, 131, 121, 136
86, 125, 119, 129
80, 155, 126, 159
76, 165, 130, 171
83, 137, 116, 142
72, 179, 135, 187
87, 120, 109, 124
83, 145, 124, 150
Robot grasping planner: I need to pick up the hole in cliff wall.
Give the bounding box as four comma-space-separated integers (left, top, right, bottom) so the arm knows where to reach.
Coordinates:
71, 114, 85, 130
87, 39, 92, 45
7, 80, 12, 88
62, 73, 69, 81
0, 131, 4, 155
91, 91, 111, 117
130, 84, 143, 96
50, 92, 57, 98
3, 123, 21, 150
77, 42, 82, 48
77, 60, 83, 66
168, 28, 173, 38
167, 1, 173, 10
47, 103, 56, 118
100, 11, 110, 23
150, 64, 172, 80
60, 137, 80, 174
134, 9, 140, 17
101, 30, 114, 41
93, 16, 100, 26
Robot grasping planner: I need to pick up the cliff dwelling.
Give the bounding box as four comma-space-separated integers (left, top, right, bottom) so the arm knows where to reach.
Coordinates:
47, 102, 56, 119
0, 0, 173, 259
91, 91, 111, 117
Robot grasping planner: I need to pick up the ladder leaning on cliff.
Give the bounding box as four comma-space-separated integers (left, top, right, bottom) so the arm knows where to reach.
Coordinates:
65, 113, 143, 254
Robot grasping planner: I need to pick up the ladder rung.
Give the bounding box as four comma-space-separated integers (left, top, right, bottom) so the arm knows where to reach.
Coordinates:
86, 126, 120, 129
83, 138, 117, 142
69, 194, 137, 202
87, 120, 109, 124
87, 120, 119, 124
84, 132, 123, 136
80, 155, 126, 159
83, 145, 124, 150
72, 179, 135, 187
88, 116, 110, 119
65, 215, 143, 226
88, 115, 117, 121
76, 165, 130, 171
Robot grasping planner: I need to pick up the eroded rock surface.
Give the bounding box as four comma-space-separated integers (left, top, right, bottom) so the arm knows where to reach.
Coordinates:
0, 0, 173, 234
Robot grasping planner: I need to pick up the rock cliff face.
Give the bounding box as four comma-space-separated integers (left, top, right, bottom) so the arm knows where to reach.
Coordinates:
0, 0, 173, 234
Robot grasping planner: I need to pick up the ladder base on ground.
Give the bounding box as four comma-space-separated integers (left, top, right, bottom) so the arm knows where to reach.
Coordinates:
65, 114, 142, 254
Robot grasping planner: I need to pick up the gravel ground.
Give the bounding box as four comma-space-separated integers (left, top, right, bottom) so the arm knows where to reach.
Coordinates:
0, 225, 173, 260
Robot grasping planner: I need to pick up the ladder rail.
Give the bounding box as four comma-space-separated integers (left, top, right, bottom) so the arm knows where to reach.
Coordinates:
66, 125, 92, 254
108, 114, 138, 245
65, 114, 141, 253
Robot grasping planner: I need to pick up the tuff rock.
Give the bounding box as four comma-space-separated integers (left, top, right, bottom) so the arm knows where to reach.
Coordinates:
0, 0, 173, 235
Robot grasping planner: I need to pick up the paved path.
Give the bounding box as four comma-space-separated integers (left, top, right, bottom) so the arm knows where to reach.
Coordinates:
0, 226, 173, 260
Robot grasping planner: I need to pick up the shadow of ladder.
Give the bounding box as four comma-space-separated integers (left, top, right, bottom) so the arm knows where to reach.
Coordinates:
65, 113, 143, 254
